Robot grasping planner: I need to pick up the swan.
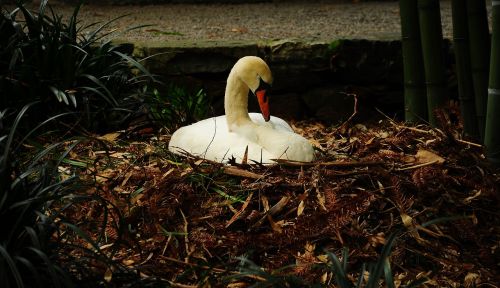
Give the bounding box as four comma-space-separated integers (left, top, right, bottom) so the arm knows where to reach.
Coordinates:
168, 56, 315, 164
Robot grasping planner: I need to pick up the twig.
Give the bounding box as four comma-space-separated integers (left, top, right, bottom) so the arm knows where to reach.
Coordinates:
180, 209, 190, 263
273, 159, 384, 167
223, 166, 264, 180
376, 108, 482, 148
250, 196, 290, 230
396, 160, 440, 171
333, 92, 359, 134
226, 191, 254, 228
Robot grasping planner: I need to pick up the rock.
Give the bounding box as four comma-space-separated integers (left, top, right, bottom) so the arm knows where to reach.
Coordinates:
301, 86, 355, 123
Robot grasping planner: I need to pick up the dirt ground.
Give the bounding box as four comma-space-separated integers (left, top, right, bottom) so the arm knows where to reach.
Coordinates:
27, 0, 479, 43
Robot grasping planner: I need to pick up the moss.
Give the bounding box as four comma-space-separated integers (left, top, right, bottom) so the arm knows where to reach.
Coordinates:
328, 39, 345, 53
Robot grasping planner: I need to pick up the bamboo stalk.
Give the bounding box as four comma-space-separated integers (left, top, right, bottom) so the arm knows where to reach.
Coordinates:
418, 0, 448, 127
467, 0, 490, 140
484, 0, 500, 165
451, 0, 479, 139
399, 0, 427, 123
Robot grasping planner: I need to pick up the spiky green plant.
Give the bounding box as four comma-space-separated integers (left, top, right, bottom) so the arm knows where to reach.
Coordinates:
0, 102, 155, 286
148, 84, 208, 130
325, 232, 428, 288
0, 103, 78, 287
0, 0, 159, 132
226, 257, 310, 288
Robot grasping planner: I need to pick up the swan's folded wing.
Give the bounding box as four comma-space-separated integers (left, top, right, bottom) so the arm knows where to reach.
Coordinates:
168, 116, 275, 163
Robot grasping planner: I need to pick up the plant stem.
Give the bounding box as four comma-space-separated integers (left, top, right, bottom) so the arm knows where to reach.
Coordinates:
467, 0, 490, 140
418, 0, 448, 127
399, 0, 427, 123
485, 0, 500, 164
451, 0, 479, 139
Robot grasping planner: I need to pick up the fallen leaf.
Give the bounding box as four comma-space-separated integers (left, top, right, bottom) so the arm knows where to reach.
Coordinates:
231, 27, 248, 33
98, 132, 121, 142
297, 200, 305, 217
104, 267, 113, 282
122, 259, 135, 266
268, 215, 283, 233
415, 148, 445, 164
464, 273, 480, 288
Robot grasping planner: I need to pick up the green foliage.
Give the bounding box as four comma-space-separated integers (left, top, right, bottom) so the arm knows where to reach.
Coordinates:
0, 103, 157, 287
325, 232, 428, 288
0, 0, 158, 132
222, 232, 428, 288
149, 84, 208, 129
0, 104, 77, 287
227, 257, 311, 288
328, 39, 344, 53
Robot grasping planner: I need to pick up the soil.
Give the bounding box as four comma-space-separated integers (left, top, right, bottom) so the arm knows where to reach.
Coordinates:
25, 0, 484, 43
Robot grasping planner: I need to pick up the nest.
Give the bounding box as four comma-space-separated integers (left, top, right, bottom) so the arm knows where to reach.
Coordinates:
60, 111, 500, 287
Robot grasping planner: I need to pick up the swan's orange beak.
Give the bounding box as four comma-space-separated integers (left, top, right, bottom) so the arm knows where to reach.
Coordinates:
256, 90, 270, 122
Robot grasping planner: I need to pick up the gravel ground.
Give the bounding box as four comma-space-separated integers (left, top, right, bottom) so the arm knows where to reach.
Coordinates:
32, 0, 488, 43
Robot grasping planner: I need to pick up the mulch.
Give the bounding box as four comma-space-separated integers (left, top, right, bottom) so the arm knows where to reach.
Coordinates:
59, 108, 500, 286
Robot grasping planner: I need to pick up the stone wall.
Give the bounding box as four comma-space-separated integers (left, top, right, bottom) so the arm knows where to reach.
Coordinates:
133, 39, 409, 124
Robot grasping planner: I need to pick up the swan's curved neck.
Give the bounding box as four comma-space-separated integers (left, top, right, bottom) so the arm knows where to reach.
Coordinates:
224, 70, 253, 130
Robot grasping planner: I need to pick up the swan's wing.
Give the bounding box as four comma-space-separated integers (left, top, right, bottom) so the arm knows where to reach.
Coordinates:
249, 113, 293, 132
168, 116, 274, 163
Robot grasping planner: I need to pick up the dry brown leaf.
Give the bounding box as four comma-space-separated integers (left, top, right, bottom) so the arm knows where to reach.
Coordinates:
267, 215, 283, 233
401, 213, 414, 228
261, 196, 270, 212
464, 272, 480, 288
122, 259, 135, 266
231, 27, 248, 33
316, 190, 327, 212
368, 232, 386, 247
226, 191, 254, 228
320, 272, 328, 284
297, 200, 305, 217
227, 283, 249, 288
365, 136, 376, 145
98, 132, 121, 142
415, 149, 445, 164
463, 190, 481, 204
104, 267, 113, 282
223, 167, 263, 180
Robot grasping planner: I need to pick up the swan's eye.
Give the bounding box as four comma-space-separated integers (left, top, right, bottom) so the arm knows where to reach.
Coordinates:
257, 77, 272, 92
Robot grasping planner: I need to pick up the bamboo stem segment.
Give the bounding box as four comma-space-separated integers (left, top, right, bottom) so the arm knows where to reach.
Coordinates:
418, 0, 448, 127
484, 0, 500, 164
399, 0, 427, 123
467, 0, 490, 140
451, 0, 479, 139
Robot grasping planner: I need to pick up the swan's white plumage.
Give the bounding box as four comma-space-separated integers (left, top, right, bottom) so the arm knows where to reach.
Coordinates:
168, 56, 315, 163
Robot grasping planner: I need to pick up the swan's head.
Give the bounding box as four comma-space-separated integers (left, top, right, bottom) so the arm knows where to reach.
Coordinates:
234, 56, 273, 122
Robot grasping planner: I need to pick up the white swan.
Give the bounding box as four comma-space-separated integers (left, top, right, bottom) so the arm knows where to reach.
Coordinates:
168, 56, 315, 164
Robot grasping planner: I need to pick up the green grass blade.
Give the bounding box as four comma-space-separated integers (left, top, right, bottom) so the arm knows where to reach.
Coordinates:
421, 215, 469, 227
366, 231, 399, 288
383, 258, 395, 288
0, 245, 24, 288
326, 251, 351, 288
113, 51, 155, 80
